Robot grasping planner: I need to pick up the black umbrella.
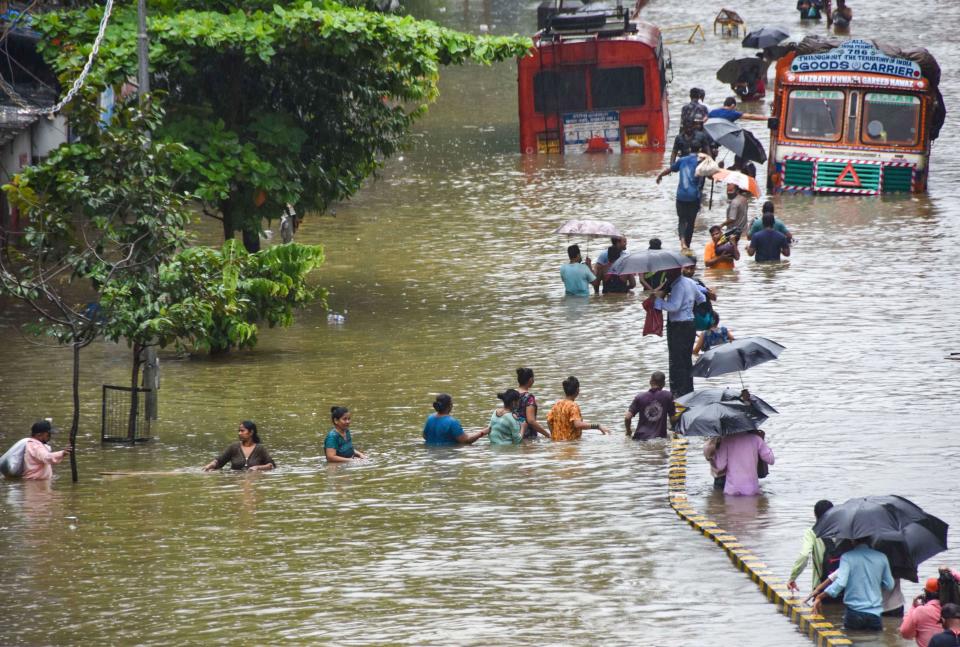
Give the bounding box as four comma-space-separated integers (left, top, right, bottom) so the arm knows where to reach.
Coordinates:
607, 249, 694, 275
716, 57, 763, 84
676, 387, 778, 417
813, 495, 949, 583
676, 401, 763, 437
691, 337, 785, 384
741, 27, 789, 49
703, 118, 768, 164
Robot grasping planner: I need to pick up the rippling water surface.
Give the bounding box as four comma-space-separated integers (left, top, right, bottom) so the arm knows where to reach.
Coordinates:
2, 1, 959, 645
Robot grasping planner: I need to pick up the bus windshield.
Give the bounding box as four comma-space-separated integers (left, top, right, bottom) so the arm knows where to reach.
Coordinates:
785, 90, 845, 142
862, 93, 921, 145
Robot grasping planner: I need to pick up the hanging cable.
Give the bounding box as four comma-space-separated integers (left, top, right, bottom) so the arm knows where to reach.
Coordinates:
0, 0, 115, 115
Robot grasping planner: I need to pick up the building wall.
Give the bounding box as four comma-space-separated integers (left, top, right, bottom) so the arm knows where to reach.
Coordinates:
0, 116, 69, 244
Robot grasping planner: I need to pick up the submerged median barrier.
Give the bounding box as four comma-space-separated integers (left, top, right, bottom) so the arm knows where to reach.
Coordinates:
668, 437, 852, 647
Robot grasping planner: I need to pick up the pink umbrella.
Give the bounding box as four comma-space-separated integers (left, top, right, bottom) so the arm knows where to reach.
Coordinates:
553, 219, 622, 238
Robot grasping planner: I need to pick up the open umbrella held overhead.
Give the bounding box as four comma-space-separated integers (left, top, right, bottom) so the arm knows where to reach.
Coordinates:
553, 219, 622, 238
691, 336, 785, 387
607, 249, 693, 276
716, 57, 764, 85
676, 387, 778, 417
676, 401, 764, 437
703, 118, 768, 164
813, 495, 949, 582
554, 219, 623, 263
712, 169, 761, 197
741, 27, 789, 50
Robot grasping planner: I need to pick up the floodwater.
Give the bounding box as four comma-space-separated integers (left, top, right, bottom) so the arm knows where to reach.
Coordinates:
2, 1, 959, 645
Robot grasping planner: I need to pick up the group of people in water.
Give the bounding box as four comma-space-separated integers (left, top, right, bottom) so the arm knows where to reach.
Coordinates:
787, 499, 960, 643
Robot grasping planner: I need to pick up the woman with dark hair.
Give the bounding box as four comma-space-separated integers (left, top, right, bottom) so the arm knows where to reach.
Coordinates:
203, 421, 276, 472
601, 245, 636, 294
423, 394, 488, 445
325, 406, 367, 463
488, 389, 526, 445
515, 368, 550, 440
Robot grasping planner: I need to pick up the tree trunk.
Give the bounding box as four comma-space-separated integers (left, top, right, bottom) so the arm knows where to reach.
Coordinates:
70, 342, 80, 482
128, 343, 144, 443
221, 198, 235, 242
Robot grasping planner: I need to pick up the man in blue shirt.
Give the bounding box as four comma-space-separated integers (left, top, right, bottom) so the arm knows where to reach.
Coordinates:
747, 201, 792, 242
708, 96, 769, 123
656, 143, 704, 248
560, 244, 598, 296
653, 271, 706, 396
813, 540, 894, 630
747, 213, 791, 262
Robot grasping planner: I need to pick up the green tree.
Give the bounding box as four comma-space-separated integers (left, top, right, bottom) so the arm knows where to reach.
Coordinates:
101, 239, 326, 357
0, 104, 192, 476
35, 1, 530, 251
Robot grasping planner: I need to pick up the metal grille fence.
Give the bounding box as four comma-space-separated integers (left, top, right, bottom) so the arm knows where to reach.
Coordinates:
101, 385, 153, 443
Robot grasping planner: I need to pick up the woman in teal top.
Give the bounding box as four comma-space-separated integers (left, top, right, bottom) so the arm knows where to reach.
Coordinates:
324, 406, 367, 463
488, 389, 527, 445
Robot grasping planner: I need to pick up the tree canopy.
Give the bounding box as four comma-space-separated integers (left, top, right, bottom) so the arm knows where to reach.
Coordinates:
35, 1, 530, 250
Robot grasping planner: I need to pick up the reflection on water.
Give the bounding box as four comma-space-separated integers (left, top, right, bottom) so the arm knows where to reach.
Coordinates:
2, 0, 960, 644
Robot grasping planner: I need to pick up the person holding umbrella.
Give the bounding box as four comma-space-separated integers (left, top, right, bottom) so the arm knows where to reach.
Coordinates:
712, 429, 774, 496
652, 266, 706, 397
812, 538, 896, 630
560, 244, 599, 296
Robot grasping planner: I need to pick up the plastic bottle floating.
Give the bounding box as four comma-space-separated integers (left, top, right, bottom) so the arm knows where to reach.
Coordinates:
327, 312, 346, 325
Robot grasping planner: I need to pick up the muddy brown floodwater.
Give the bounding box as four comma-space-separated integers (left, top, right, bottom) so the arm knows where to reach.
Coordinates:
2, 1, 959, 645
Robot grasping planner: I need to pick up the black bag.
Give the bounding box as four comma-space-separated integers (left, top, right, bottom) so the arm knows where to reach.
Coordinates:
819, 537, 844, 584
757, 457, 769, 479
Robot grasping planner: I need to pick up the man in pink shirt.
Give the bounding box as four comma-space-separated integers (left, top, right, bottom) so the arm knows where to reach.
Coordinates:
22, 420, 72, 480
713, 430, 774, 496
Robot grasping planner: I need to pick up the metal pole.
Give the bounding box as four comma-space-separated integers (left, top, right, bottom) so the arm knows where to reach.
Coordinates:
137, 0, 149, 101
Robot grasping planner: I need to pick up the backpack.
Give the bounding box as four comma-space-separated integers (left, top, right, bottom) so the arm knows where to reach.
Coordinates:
819, 537, 844, 584
0, 438, 30, 477
694, 299, 715, 331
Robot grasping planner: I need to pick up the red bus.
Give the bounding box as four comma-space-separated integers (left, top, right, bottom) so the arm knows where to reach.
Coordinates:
518, 3, 671, 154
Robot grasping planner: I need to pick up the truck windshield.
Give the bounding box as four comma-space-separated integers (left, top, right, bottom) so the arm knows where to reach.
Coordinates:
861, 93, 921, 145
785, 90, 845, 142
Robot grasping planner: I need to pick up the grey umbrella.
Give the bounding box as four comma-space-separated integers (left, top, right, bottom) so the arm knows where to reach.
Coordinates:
676, 387, 778, 417
703, 118, 768, 164
676, 401, 763, 437
607, 249, 693, 275
691, 336, 785, 385
741, 27, 789, 50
